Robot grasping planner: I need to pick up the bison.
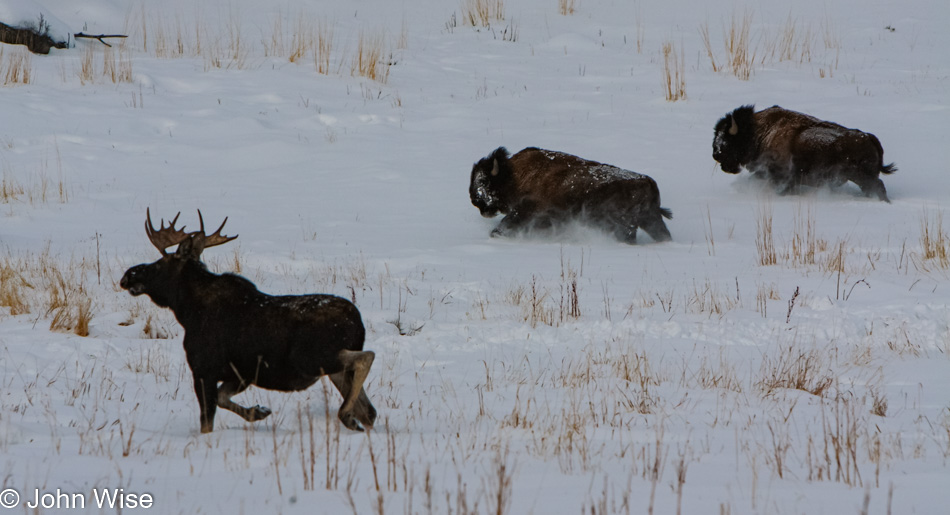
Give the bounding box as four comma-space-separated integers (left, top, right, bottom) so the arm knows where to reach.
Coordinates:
712, 105, 897, 202
120, 210, 377, 433
469, 147, 673, 244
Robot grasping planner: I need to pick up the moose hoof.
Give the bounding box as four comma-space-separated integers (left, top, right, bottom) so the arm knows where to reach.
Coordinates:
339, 411, 364, 432
359, 405, 377, 429
251, 405, 272, 421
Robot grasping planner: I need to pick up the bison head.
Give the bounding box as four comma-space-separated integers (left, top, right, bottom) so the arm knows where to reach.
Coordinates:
712, 105, 757, 174
469, 147, 513, 218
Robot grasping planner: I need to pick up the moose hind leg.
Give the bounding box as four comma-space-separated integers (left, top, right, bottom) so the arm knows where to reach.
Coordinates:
217, 381, 272, 422
333, 349, 376, 431
329, 374, 378, 429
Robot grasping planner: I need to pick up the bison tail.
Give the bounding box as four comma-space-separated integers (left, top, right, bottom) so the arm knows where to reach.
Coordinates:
659, 207, 673, 220
881, 163, 897, 175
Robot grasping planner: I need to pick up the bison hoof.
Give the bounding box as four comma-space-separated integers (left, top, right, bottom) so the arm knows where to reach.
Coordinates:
251, 405, 272, 421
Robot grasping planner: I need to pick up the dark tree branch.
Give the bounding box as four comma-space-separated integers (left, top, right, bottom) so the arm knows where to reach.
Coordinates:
74, 32, 128, 48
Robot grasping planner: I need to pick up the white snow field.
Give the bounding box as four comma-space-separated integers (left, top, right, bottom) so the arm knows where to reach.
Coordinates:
1, 0, 948, 513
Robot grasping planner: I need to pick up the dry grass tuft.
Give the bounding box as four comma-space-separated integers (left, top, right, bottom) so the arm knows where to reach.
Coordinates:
757, 343, 835, 397
0, 260, 32, 315
462, 0, 506, 27
755, 203, 777, 266
2, 47, 33, 85
699, 22, 720, 72
725, 10, 756, 80
916, 209, 949, 270
1, 168, 25, 202
351, 29, 391, 83
786, 203, 827, 267
662, 39, 687, 102
704, 10, 840, 80
314, 20, 335, 75
764, 14, 815, 64
558, 0, 576, 16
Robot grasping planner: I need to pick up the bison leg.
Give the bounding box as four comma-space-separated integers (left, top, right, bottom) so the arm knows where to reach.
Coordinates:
855, 177, 890, 203
640, 214, 672, 243
491, 201, 539, 238
333, 350, 376, 431
216, 381, 272, 423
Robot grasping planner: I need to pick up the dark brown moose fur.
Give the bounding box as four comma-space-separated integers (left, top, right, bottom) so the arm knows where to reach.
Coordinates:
712, 105, 897, 202
120, 210, 376, 433
470, 147, 673, 244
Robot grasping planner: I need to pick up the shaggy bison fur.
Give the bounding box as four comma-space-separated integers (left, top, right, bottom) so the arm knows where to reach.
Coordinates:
470, 147, 672, 244
712, 105, 896, 202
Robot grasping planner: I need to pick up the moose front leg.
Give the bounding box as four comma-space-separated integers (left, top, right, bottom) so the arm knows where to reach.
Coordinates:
217, 381, 272, 423
193, 375, 219, 433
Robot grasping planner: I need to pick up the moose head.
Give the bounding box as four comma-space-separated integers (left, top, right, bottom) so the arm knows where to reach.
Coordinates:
120, 209, 237, 307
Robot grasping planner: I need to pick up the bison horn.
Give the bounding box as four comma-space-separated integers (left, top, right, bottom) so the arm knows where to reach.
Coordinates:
491, 159, 499, 176
728, 117, 738, 136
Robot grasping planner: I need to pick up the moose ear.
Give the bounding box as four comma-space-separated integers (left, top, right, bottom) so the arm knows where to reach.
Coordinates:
491, 159, 500, 176
175, 235, 202, 259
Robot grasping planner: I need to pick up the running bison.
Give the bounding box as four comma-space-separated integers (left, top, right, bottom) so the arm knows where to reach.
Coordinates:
469, 147, 673, 244
120, 210, 376, 433
712, 105, 897, 202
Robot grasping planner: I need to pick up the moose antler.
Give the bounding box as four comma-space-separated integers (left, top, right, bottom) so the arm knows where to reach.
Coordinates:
194, 209, 238, 250
145, 208, 190, 255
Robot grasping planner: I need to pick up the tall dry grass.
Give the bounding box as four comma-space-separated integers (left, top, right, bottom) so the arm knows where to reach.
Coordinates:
725, 11, 756, 81
351, 29, 391, 83
702, 10, 837, 80
916, 209, 949, 270
558, 0, 576, 16
462, 0, 506, 26
1, 47, 33, 85
755, 203, 777, 266
662, 39, 687, 101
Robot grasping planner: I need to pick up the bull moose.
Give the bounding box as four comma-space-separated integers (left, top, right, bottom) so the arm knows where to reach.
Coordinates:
120, 210, 377, 433
712, 105, 897, 202
469, 147, 673, 244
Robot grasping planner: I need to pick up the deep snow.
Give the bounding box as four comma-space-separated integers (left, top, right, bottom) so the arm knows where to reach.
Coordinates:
1, 0, 948, 513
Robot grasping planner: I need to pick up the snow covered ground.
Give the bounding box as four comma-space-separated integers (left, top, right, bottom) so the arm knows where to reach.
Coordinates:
1, 0, 948, 513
